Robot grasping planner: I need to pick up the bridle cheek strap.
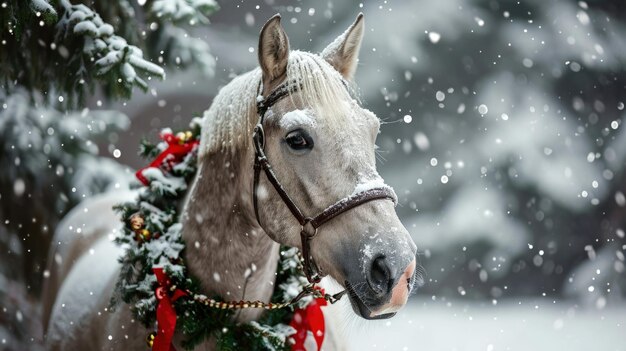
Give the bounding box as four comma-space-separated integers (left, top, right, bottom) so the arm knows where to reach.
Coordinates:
252, 81, 398, 284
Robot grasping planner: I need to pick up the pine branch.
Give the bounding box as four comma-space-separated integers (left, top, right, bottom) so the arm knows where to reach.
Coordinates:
150, 0, 219, 26
149, 24, 216, 76
29, 0, 57, 24
57, 2, 165, 99
1, 0, 218, 106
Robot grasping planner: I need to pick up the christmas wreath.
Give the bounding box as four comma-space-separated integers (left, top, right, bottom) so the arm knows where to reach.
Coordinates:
111, 118, 334, 351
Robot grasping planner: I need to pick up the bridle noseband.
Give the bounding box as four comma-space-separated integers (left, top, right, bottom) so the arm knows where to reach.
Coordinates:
252, 80, 398, 284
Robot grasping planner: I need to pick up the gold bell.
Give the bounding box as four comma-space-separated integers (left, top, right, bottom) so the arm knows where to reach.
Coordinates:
146, 331, 156, 348
176, 131, 186, 144
140, 229, 151, 240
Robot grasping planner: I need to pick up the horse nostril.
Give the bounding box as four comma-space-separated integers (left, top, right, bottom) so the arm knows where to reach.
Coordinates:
368, 256, 391, 295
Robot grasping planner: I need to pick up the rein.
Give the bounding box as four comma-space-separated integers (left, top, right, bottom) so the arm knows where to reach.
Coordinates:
174, 255, 345, 311
252, 80, 398, 284
168, 248, 347, 311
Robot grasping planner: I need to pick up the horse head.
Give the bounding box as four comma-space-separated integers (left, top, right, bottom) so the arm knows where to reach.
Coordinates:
251, 14, 420, 320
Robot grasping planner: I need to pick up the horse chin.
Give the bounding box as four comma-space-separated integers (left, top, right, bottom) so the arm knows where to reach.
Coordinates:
344, 281, 397, 320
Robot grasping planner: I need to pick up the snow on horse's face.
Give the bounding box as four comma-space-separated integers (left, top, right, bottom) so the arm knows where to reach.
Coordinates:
255, 15, 420, 319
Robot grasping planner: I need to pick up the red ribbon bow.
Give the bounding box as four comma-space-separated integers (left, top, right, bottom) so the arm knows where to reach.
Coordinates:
289, 288, 327, 351
152, 267, 187, 351
136, 131, 199, 186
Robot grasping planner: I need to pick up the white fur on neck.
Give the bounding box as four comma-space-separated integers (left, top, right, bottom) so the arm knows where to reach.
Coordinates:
180, 157, 279, 324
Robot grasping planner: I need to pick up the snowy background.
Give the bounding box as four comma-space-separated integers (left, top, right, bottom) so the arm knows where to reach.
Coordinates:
2, 0, 626, 350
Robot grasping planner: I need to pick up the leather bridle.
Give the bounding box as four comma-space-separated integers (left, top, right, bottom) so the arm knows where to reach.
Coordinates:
252, 80, 398, 284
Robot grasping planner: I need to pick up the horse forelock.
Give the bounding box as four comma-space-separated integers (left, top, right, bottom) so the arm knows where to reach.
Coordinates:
198, 50, 365, 160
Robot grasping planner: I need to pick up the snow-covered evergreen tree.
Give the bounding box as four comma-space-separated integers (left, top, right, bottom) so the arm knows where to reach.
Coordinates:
0, 1, 218, 349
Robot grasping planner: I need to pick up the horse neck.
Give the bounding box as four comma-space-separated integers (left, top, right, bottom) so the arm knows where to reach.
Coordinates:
180, 148, 278, 321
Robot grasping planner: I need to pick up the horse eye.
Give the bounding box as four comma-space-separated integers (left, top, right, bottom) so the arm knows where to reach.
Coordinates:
285, 129, 314, 151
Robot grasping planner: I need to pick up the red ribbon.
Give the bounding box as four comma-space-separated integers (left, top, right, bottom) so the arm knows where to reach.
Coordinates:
152, 267, 187, 351
289, 289, 327, 351
136, 131, 199, 186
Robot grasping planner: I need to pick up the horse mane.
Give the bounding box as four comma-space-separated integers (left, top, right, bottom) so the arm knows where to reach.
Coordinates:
198, 50, 359, 159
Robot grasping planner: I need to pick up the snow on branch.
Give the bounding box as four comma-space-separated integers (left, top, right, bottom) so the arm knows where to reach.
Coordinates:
1, 0, 218, 104
0, 89, 132, 210
156, 25, 216, 76
29, 0, 57, 24
151, 0, 218, 25
58, 3, 165, 94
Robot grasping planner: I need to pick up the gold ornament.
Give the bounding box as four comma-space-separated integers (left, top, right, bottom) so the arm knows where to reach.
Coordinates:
176, 131, 187, 144
184, 131, 193, 140
129, 214, 144, 231
146, 332, 156, 348
140, 229, 151, 240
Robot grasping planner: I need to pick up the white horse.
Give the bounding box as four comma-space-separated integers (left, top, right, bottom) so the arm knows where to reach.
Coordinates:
42, 14, 419, 350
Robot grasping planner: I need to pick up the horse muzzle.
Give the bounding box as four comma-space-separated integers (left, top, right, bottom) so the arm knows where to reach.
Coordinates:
346, 257, 417, 320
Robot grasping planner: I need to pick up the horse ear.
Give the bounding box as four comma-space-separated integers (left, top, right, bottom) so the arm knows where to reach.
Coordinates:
321, 13, 365, 80
258, 14, 290, 87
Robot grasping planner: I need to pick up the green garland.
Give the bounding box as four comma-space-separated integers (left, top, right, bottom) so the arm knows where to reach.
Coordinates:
111, 118, 311, 350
